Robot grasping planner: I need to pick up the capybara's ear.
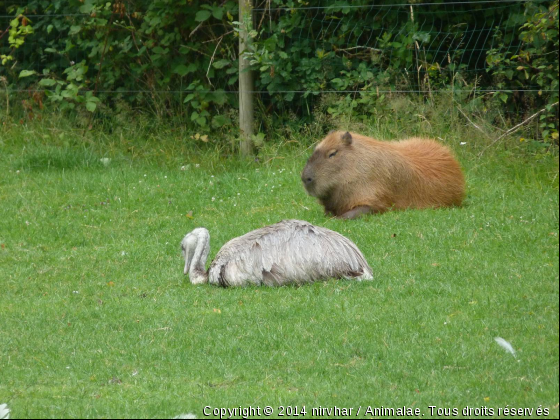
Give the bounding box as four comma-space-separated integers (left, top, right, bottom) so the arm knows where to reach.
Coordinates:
342, 131, 353, 145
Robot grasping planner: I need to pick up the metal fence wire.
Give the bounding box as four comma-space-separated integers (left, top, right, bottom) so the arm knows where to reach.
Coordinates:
249, 0, 554, 95
0, 0, 556, 98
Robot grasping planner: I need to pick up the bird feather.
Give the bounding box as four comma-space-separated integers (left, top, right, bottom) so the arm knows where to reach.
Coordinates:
0, 403, 10, 420
494, 337, 516, 358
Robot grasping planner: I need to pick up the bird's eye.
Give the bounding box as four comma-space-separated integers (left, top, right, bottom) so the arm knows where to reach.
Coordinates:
328, 150, 338, 158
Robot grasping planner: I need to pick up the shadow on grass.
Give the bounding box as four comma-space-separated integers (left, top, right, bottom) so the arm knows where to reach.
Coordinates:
14, 148, 104, 171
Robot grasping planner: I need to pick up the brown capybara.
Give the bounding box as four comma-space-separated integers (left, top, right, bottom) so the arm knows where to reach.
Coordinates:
301, 131, 465, 219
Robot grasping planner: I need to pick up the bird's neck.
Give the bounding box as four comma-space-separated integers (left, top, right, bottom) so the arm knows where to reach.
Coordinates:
190, 234, 210, 284
190, 266, 208, 284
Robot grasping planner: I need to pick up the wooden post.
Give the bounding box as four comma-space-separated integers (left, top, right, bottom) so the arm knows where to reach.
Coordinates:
239, 0, 254, 156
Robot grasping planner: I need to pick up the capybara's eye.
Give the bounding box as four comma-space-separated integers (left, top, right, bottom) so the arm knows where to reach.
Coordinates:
328, 149, 338, 158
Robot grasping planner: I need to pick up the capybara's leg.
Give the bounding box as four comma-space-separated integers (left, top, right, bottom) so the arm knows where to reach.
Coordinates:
340, 206, 373, 220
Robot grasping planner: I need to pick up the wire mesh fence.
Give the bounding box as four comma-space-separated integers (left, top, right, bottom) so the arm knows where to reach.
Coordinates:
251, 0, 555, 96
0, 0, 557, 129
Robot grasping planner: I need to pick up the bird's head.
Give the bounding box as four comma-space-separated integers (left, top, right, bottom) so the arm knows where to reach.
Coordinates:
181, 227, 210, 275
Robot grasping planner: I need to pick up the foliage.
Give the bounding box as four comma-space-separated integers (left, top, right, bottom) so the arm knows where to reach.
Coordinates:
1, 0, 239, 128
246, 0, 558, 139
0, 14, 33, 66
0, 0, 558, 142
486, 1, 559, 143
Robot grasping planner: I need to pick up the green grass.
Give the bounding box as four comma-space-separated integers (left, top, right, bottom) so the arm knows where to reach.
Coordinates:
0, 120, 558, 419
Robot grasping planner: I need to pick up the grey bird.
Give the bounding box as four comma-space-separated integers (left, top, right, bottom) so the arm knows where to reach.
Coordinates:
181, 219, 373, 287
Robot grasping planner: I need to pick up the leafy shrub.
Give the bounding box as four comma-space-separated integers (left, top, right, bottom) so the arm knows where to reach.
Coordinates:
486, 1, 558, 143
0, 0, 557, 143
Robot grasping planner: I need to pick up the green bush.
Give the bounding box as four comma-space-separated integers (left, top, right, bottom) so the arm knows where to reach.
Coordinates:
0, 0, 557, 142
486, 1, 559, 143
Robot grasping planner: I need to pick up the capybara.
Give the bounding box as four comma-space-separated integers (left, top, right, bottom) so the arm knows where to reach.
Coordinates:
301, 131, 465, 219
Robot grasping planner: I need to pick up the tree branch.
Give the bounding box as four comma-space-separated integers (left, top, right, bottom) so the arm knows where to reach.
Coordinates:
335, 46, 383, 54
455, 102, 492, 139
478, 101, 559, 157
206, 34, 225, 86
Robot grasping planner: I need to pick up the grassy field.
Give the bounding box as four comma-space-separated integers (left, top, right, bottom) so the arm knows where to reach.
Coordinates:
0, 119, 558, 419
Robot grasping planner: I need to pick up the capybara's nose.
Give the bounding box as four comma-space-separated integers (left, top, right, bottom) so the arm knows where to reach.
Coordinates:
301, 165, 315, 187
302, 174, 313, 185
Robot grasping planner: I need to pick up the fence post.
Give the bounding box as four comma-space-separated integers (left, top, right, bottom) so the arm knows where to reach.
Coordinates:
239, 0, 254, 156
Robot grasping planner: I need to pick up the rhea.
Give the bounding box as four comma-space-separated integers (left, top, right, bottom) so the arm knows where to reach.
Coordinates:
181, 219, 373, 287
